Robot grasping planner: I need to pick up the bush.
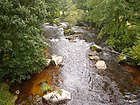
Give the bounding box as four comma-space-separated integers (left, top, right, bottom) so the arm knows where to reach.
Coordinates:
0, 0, 48, 83
127, 37, 140, 65
0, 82, 17, 105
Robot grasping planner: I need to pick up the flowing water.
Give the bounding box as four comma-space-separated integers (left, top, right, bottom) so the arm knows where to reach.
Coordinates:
14, 25, 140, 105
48, 26, 140, 105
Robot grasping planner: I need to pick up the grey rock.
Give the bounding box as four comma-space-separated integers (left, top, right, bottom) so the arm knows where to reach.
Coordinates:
88, 51, 98, 56
89, 55, 100, 60
95, 60, 107, 70
59, 22, 69, 29
43, 89, 71, 104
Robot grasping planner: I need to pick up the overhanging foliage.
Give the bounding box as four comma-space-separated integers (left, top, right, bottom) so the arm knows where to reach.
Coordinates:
0, 0, 49, 83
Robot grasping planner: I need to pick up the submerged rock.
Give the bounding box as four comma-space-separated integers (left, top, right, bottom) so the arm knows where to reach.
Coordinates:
90, 44, 102, 52
43, 89, 71, 104
95, 60, 107, 70
27, 95, 43, 105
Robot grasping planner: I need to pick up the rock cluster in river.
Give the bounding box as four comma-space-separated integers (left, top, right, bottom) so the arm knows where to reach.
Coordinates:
90, 44, 102, 52
89, 44, 107, 70
43, 23, 64, 39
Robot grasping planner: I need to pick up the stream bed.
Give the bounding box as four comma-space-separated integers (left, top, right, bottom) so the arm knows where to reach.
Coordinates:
48, 26, 140, 105
49, 40, 140, 105
15, 26, 140, 105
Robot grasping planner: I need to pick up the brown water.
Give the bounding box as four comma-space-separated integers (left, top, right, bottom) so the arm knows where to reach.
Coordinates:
14, 26, 140, 105
120, 63, 140, 86
13, 65, 60, 104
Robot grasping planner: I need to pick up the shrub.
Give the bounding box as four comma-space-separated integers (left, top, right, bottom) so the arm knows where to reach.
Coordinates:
0, 0, 48, 83
0, 82, 17, 105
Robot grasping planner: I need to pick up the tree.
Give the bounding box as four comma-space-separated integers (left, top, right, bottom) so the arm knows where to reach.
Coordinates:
65, 4, 84, 25
75, 0, 140, 65
57, 0, 73, 18
45, 0, 60, 23
0, 0, 49, 83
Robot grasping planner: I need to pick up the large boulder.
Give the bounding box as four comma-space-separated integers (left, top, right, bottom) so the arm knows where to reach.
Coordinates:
43, 89, 71, 104
95, 60, 107, 70
90, 45, 102, 52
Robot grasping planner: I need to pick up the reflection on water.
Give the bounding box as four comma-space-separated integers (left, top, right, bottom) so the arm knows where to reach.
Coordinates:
120, 63, 140, 86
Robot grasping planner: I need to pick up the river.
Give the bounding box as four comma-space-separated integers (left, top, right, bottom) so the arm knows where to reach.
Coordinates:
48, 26, 140, 105
14, 25, 140, 105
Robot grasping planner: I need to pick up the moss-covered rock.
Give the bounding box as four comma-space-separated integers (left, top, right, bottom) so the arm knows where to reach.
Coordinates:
117, 53, 127, 63
90, 45, 102, 52
64, 29, 75, 35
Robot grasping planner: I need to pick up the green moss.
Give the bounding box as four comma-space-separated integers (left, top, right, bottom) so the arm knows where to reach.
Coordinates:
90, 45, 102, 52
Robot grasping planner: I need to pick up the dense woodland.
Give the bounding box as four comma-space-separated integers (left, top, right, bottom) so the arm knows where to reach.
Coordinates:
0, 0, 140, 104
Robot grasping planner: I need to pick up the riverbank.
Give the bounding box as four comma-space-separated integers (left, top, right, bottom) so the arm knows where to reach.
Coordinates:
11, 24, 140, 105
